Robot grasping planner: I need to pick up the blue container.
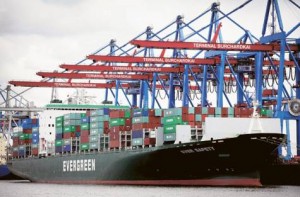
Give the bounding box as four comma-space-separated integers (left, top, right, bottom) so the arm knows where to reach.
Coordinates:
55, 146, 63, 153
22, 119, 32, 125
32, 132, 39, 138
18, 150, 25, 156
102, 108, 109, 115
22, 124, 32, 129
32, 138, 39, 144
132, 130, 143, 138
63, 145, 71, 152
56, 133, 63, 140
81, 117, 90, 124
75, 132, 81, 137
133, 109, 149, 117
32, 127, 39, 132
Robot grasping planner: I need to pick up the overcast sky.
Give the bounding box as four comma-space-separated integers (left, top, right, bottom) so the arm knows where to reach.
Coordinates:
0, 0, 299, 107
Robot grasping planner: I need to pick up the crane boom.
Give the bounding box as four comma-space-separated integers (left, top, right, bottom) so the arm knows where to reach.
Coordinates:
87, 55, 215, 65
130, 40, 300, 51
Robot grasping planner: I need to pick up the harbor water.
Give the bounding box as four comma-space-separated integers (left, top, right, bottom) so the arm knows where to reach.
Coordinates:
0, 180, 299, 197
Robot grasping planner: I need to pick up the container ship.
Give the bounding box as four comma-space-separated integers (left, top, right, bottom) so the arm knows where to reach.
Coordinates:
7, 104, 287, 186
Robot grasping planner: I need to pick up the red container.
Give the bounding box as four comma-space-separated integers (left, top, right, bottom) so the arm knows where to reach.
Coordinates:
149, 117, 161, 124
182, 107, 188, 115
18, 139, 25, 145
182, 114, 195, 122
201, 115, 207, 122
104, 128, 110, 134
221, 114, 229, 117
23, 129, 32, 134
125, 118, 132, 126
80, 135, 89, 143
24, 139, 32, 144
32, 148, 39, 156
208, 107, 215, 115
144, 138, 150, 145
76, 125, 81, 132
221, 107, 228, 115
63, 132, 75, 139
32, 119, 38, 124
195, 107, 201, 114
189, 122, 195, 127
81, 130, 89, 137
148, 109, 155, 116
109, 132, 120, 141
86, 110, 91, 117
109, 110, 125, 118
13, 152, 18, 157
132, 123, 142, 131
234, 108, 240, 116
149, 138, 156, 145
103, 121, 109, 129
109, 140, 120, 148
195, 122, 202, 128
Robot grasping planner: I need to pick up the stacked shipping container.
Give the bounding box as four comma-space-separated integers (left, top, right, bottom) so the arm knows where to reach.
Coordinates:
11, 106, 275, 158
12, 118, 39, 157
109, 109, 132, 149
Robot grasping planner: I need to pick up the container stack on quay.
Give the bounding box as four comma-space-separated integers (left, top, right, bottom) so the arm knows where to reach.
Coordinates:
12, 118, 39, 157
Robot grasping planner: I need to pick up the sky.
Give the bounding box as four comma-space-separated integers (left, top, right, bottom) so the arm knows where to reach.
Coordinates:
0, 0, 299, 107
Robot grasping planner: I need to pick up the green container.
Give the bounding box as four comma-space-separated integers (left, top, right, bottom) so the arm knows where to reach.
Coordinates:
63, 125, 75, 133
56, 127, 63, 133
163, 125, 176, 134
13, 132, 20, 137
164, 108, 182, 117
31, 144, 39, 148
163, 116, 182, 125
19, 134, 25, 140
188, 107, 195, 114
164, 133, 176, 141
215, 107, 222, 115
89, 142, 98, 149
195, 114, 201, 122
261, 108, 267, 116
202, 107, 208, 114
132, 138, 143, 146
90, 128, 104, 135
90, 109, 106, 116
81, 123, 90, 130
155, 109, 162, 116
90, 115, 109, 122
56, 122, 63, 128
124, 109, 131, 118
63, 139, 71, 145
109, 118, 125, 127
80, 143, 89, 150
266, 109, 273, 118
90, 122, 105, 129
32, 127, 39, 132
89, 135, 99, 143
55, 140, 62, 146
132, 116, 149, 124
228, 107, 234, 115
55, 116, 64, 123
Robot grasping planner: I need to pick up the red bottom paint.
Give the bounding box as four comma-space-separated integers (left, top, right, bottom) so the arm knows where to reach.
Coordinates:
40, 178, 262, 187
